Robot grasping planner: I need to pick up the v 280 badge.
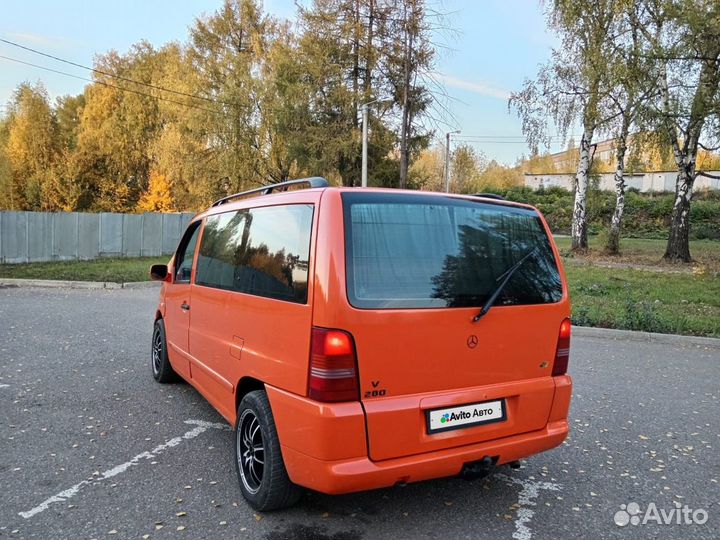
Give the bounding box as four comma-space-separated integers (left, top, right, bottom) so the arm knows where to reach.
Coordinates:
364, 380, 386, 398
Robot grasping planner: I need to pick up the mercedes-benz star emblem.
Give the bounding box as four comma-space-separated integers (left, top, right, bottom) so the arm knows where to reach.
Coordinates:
467, 335, 478, 348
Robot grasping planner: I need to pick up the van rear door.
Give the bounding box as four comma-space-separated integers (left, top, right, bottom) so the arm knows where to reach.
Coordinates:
341, 192, 568, 461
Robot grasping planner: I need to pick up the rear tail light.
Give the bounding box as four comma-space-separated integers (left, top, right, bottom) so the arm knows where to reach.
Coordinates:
308, 327, 359, 402
552, 318, 571, 376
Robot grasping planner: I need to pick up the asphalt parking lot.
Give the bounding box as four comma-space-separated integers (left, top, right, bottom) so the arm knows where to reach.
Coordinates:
1, 286, 718, 540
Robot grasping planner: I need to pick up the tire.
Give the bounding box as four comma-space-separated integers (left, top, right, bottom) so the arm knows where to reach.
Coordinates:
234, 390, 303, 511
151, 319, 178, 383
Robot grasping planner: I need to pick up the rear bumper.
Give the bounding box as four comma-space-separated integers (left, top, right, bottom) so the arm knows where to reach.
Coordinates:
267, 377, 571, 495
281, 420, 569, 494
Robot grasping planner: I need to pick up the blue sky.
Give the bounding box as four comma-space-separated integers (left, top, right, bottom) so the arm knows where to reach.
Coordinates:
0, 0, 567, 164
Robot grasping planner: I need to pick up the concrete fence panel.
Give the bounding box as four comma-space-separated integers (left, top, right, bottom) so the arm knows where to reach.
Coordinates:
121, 215, 143, 258
0, 212, 28, 263
141, 213, 163, 257
100, 213, 123, 256
161, 213, 182, 255
524, 171, 720, 192
27, 212, 52, 262
53, 212, 78, 260
180, 213, 195, 230
0, 211, 193, 264
78, 213, 100, 260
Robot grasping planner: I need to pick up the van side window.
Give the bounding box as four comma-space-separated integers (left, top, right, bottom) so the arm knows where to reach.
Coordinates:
174, 221, 201, 283
195, 204, 314, 303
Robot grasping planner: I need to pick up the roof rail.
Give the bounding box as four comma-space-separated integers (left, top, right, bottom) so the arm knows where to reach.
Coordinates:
472, 192, 506, 201
211, 177, 329, 207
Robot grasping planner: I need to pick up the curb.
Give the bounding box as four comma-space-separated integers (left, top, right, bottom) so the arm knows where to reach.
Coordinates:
0, 278, 159, 290
120, 281, 160, 289
572, 325, 720, 349
0, 277, 717, 349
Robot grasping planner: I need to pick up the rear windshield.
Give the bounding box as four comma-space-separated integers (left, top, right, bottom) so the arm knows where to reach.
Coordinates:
342, 193, 562, 309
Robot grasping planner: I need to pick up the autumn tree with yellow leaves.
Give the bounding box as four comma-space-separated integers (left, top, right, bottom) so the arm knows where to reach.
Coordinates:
0, 0, 449, 212
137, 171, 176, 212
4, 83, 59, 210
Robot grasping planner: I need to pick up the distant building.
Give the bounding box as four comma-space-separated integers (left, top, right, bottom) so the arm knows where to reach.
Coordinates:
524, 171, 720, 193
529, 135, 720, 192
549, 136, 635, 170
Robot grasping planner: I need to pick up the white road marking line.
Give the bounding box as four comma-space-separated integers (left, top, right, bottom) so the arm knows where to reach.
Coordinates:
19, 419, 230, 519
496, 473, 562, 540
0, 384, 9, 388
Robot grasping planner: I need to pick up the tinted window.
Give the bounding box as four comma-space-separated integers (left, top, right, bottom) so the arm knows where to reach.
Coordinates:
343, 193, 562, 309
175, 222, 201, 282
196, 204, 314, 303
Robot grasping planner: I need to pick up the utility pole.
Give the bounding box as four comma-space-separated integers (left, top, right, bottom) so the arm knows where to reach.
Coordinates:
444, 130, 460, 192
361, 103, 369, 188
360, 99, 389, 188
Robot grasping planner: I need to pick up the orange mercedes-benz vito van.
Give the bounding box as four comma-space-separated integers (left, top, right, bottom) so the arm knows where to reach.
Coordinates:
149, 177, 572, 511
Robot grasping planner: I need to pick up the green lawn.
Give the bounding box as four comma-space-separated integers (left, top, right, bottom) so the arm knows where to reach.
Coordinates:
565, 265, 720, 338
1, 240, 719, 338
554, 236, 720, 270
0, 256, 167, 283
554, 235, 720, 256
554, 236, 720, 336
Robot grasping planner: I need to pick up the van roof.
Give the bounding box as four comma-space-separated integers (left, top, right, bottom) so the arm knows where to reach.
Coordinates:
202, 177, 536, 216
332, 187, 534, 211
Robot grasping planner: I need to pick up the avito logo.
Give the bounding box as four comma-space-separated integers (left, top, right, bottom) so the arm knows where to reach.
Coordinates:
440, 411, 472, 424
614, 501, 709, 527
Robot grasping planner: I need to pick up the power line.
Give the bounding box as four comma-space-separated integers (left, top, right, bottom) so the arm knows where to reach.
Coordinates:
0, 43, 322, 117
0, 37, 231, 107
457, 138, 521, 142
455, 135, 565, 141
3, 36, 575, 147
453, 140, 566, 145
455, 135, 530, 139
437, 131, 575, 148
0, 54, 223, 116
0, 52, 398, 122
455, 141, 541, 144
456, 139, 565, 142
456, 133, 566, 138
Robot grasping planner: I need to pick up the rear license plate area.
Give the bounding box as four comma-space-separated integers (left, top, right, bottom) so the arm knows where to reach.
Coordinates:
426, 399, 506, 434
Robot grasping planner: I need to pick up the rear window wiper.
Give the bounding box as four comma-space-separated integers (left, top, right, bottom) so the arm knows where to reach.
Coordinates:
472, 247, 538, 323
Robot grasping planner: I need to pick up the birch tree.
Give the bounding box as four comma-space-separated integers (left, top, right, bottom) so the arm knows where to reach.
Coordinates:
510, 0, 619, 252
605, 98, 633, 255
600, 6, 660, 254
636, 0, 720, 262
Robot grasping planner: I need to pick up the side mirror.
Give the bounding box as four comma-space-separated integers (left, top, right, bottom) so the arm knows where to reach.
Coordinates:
150, 264, 169, 282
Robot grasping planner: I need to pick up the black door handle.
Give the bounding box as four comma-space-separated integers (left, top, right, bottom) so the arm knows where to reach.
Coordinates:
181, 303, 190, 311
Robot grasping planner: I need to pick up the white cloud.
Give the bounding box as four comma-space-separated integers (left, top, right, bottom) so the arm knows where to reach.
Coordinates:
3, 31, 77, 49
435, 74, 511, 100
